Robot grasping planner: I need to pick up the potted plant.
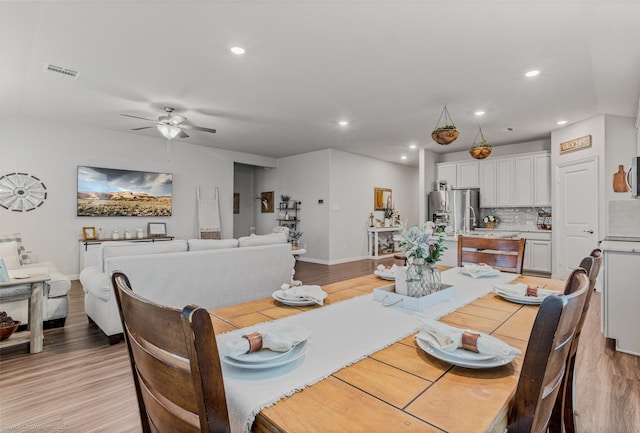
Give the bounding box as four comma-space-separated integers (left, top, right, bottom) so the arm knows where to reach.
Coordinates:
280, 194, 291, 207
469, 139, 492, 159
483, 215, 499, 229
431, 124, 459, 145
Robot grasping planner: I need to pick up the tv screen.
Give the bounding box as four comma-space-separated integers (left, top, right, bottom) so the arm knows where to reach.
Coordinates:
77, 166, 172, 217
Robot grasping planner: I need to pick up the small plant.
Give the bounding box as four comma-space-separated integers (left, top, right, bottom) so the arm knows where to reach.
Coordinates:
397, 222, 447, 265
280, 194, 291, 203
483, 215, 499, 224
437, 124, 457, 130
477, 139, 492, 148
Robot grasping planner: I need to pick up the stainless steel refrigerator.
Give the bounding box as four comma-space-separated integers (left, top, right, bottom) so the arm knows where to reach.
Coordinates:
428, 188, 480, 234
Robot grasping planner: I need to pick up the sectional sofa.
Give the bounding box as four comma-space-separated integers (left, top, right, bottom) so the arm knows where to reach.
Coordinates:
79, 234, 295, 343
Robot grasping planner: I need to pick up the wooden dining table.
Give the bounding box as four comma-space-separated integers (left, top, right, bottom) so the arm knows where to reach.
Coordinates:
208, 269, 565, 433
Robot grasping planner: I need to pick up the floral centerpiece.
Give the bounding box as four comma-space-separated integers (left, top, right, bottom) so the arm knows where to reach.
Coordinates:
483, 215, 499, 228
398, 221, 447, 297
383, 204, 400, 226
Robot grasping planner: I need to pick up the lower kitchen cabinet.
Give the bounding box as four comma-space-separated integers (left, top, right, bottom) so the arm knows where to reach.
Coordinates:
520, 231, 552, 274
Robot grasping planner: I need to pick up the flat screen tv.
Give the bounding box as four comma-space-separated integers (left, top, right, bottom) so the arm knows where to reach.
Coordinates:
77, 166, 172, 217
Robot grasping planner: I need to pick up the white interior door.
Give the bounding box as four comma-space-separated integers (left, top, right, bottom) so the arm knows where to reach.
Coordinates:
555, 158, 599, 279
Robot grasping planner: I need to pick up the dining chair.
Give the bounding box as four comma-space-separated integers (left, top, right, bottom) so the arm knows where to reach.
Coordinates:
111, 271, 231, 433
550, 249, 603, 433
457, 235, 526, 273
507, 267, 589, 433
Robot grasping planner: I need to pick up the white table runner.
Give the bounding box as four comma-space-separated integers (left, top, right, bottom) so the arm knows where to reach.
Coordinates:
218, 268, 518, 433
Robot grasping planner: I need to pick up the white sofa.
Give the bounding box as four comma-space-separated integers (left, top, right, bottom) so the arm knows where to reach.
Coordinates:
0, 233, 72, 327
79, 234, 295, 343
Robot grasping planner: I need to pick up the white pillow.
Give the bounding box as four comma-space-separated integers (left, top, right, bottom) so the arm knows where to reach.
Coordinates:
0, 241, 21, 269
238, 233, 287, 247
188, 239, 239, 251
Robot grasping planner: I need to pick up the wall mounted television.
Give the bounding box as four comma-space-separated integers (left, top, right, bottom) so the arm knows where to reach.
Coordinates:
77, 166, 172, 217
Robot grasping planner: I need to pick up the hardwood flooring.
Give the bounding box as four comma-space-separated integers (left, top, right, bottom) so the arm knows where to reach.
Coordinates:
1, 259, 638, 433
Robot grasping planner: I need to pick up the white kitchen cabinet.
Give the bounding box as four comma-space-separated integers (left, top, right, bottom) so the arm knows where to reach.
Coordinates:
436, 161, 479, 189
496, 158, 514, 206
479, 159, 497, 208
514, 155, 534, 206
534, 153, 551, 206
436, 163, 457, 187
456, 161, 479, 188
601, 246, 640, 356
520, 231, 552, 274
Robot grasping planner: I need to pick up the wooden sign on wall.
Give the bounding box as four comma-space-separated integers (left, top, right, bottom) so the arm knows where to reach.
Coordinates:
560, 135, 591, 154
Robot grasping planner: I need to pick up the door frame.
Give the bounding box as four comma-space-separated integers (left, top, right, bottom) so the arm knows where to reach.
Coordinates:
553, 155, 600, 280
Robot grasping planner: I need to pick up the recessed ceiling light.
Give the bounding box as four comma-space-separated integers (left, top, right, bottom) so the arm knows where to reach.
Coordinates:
401, 155, 408, 160
525, 70, 540, 78
338, 120, 349, 127
556, 120, 568, 125
230, 46, 245, 55
474, 111, 485, 116
409, 144, 417, 149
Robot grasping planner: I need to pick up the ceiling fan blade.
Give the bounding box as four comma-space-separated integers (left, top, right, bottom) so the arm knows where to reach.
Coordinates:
131, 126, 154, 131
181, 124, 217, 134
120, 114, 157, 122
178, 129, 189, 138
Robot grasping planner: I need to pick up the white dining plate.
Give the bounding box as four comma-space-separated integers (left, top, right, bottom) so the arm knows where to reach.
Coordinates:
227, 345, 295, 363
415, 335, 515, 369
493, 290, 548, 305
416, 332, 496, 361
222, 341, 308, 370
373, 270, 395, 280
272, 290, 317, 306
460, 268, 501, 278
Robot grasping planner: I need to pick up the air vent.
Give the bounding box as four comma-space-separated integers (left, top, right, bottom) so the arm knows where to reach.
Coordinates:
494, 127, 515, 133
42, 63, 80, 80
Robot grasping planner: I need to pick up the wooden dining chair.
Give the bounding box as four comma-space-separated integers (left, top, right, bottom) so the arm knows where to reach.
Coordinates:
111, 271, 231, 433
550, 249, 603, 433
507, 268, 589, 433
457, 235, 526, 273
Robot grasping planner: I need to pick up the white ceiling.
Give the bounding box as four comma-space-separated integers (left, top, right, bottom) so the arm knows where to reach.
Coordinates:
2, 1, 639, 166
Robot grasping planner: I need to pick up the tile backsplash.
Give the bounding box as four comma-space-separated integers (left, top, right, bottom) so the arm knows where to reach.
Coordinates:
608, 200, 640, 237
479, 207, 549, 230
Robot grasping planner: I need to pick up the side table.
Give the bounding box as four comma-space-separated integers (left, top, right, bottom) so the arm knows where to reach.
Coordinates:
0, 268, 50, 353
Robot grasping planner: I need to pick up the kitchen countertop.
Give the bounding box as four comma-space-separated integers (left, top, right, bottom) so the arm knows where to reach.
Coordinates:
474, 226, 553, 234
599, 240, 640, 253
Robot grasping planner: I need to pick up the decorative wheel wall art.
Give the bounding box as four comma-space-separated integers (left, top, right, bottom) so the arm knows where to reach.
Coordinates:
0, 172, 48, 212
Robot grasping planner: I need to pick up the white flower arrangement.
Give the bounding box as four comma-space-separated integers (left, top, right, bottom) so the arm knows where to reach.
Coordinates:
483, 215, 499, 224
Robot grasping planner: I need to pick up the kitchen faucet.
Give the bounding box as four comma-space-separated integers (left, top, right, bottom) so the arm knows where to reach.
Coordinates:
461, 205, 477, 233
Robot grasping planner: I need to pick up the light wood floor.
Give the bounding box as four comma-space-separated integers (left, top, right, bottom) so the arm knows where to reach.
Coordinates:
1, 260, 638, 433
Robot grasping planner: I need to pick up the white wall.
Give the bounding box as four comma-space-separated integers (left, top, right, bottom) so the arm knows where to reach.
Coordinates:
0, 115, 277, 278
329, 150, 418, 264
233, 163, 256, 238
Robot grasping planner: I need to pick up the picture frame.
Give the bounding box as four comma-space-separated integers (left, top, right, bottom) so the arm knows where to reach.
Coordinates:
147, 222, 167, 237
374, 187, 392, 210
82, 227, 97, 240
261, 191, 274, 213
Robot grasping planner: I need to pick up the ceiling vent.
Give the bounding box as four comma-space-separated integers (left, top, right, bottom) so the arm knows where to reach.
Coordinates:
42, 63, 80, 80
493, 127, 515, 133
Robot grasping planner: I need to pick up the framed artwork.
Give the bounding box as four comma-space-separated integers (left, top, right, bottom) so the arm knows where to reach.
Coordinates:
147, 222, 167, 237
82, 227, 97, 240
233, 193, 240, 214
77, 166, 172, 217
374, 187, 392, 210
261, 191, 274, 213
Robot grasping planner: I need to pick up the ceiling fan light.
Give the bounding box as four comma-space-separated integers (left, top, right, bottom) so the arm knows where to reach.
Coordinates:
157, 124, 181, 139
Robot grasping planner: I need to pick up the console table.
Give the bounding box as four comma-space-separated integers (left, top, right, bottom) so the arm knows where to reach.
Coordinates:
79, 236, 175, 271
367, 226, 402, 259
0, 268, 50, 353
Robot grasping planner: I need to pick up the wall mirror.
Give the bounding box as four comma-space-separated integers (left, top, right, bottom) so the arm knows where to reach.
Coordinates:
374, 187, 392, 210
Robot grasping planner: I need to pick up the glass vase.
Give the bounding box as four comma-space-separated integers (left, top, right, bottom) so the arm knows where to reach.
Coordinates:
405, 258, 442, 297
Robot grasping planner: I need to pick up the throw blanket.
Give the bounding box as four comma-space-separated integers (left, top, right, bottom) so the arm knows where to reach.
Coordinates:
218, 268, 518, 433
197, 186, 221, 239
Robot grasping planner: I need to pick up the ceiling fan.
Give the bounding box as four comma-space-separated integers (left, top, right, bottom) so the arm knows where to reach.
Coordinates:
120, 106, 217, 140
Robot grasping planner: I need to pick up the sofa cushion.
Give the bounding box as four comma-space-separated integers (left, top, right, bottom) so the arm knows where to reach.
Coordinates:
238, 233, 287, 247
188, 239, 239, 251
21, 262, 72, 297
0, 233, 33, 265
80, 266, 112, 301
99, 240, 188, 271
0, 240, 21, 269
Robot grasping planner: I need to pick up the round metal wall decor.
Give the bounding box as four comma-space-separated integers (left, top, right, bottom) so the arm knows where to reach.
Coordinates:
0, 172, 48, 212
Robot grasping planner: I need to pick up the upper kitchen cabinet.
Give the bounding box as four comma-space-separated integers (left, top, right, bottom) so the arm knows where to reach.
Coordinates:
436, 161, 479, 188
476, 151, 551, 208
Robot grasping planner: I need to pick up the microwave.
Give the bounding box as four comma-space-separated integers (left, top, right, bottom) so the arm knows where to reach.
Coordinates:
630, 156, 639, 197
